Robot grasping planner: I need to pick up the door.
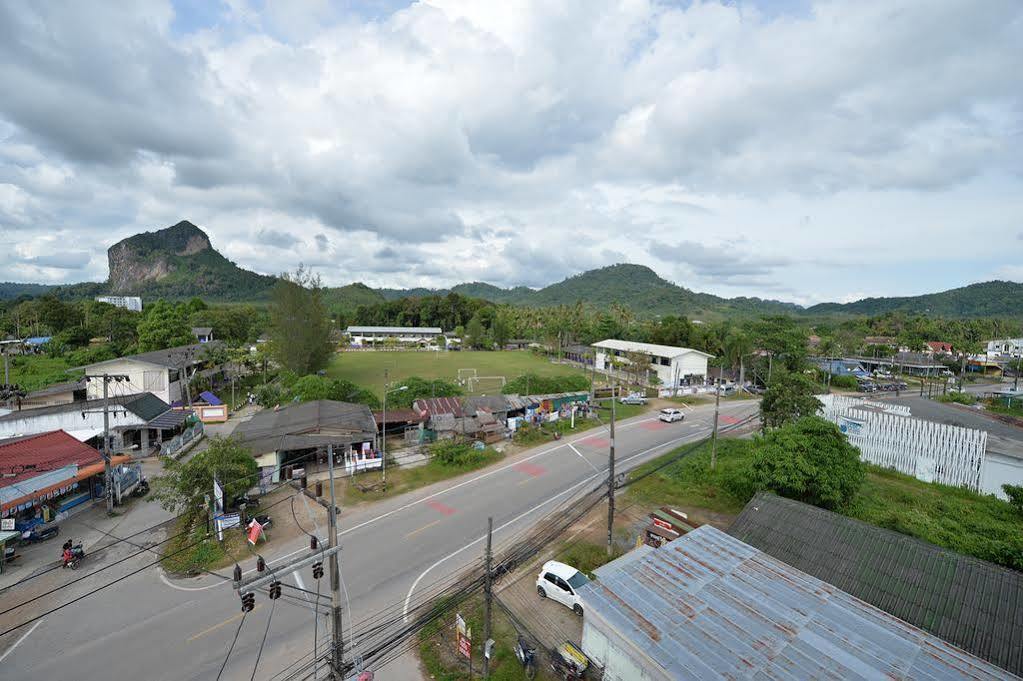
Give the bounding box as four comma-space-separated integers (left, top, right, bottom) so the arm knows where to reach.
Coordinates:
545, 573, 570, 607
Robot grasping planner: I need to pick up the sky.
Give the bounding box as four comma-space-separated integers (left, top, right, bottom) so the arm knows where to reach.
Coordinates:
0, 0, 1021, 306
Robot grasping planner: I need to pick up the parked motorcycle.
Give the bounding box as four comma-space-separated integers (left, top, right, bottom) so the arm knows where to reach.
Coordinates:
515, 636, 537, 680
131, 479, 150, 498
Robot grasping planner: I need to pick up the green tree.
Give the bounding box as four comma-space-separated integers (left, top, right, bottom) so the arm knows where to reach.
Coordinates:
386, 376, 462, 409
1003, 484, 1023, 516
136, 300, 193, 352
723, 329, 753, 388
464, 314, 486, 349
730, 416, 865, 510
491, 312, 511, 349
150, 436, 257, 517
760, 372, 823, 429
270, 267, 332, 374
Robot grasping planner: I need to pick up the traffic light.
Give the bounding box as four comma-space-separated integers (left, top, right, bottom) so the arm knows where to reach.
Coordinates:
269, 580, 282, 600
309, 535, 318, 550
241, 592, 255, 612
312, 562, 324, 580
256, 556, 266, 572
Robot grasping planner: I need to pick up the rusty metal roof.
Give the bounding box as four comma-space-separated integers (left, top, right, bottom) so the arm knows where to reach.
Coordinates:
728, 492, 1023, 676
578, 525, 1016, 680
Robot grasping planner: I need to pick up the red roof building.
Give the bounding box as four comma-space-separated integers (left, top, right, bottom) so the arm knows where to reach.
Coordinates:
926, 341, 954, 354
0, 431, 109, 516
412, 396, 465, 419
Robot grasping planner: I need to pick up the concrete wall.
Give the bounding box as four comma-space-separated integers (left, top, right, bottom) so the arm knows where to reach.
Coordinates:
983, 451, 1023, 499
83, 360, 179, 404
582, 618, 663, 681
0, 408, 146, 440
674, 352, 709, 380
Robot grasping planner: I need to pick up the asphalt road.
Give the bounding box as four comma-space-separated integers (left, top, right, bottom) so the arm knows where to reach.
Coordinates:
0, 400, 758, 681
886, 395, 1023, 442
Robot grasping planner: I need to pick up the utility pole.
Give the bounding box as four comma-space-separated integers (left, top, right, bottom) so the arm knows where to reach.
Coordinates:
103, 373, 113, 513
483, 516, 493, 679
607, 374, 616, 558
1015, 352, 1020, 392
382, 369, 388, 485
711, 377, 721, 470
327, 444, 343, 678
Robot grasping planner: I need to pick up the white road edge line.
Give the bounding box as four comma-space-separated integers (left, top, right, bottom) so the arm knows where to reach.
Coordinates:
401, 430, 705, 622
0, 618, 43, 663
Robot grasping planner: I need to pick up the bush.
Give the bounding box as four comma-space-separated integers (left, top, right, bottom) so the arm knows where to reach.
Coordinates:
501, 372, 589, 395
939, 391, 977, 406
1005, 484, 1023, 516
429, 440, 494, 468
66, 344, 117, 367
829, 375, 859, 389
728, 416, 865, 510
254, 383, 282, 408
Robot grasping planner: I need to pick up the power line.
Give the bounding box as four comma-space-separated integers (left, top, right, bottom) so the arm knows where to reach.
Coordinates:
251, 596, 278, 681
215, 609, 248, 681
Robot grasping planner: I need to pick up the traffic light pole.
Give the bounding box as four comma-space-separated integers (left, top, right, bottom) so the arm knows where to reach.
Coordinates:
327, 444, 343, 678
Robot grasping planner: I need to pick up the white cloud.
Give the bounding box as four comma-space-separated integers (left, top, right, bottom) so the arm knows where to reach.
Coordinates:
0, 0, 1021, 302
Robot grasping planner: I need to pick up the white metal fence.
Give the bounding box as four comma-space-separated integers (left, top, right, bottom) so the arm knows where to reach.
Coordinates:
164, 422, 205, 459
818, 394, 986, 491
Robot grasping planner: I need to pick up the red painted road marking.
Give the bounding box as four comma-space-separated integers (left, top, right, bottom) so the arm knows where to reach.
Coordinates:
426, 500, 456, 516
514, 462, 546, 477
579, 436, 610, 448
642, 421, 669, 430
720, 415, 740, 425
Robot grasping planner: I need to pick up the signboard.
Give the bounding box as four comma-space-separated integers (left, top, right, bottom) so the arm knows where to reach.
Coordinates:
456, 613, 471, 659
247, 518, 264, 545
1, 518, 13, 531
213, 477, 224, 514
214, 513, 240, 541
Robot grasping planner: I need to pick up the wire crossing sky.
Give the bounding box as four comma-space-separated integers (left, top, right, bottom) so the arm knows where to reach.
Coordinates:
0, 0, 1020, 304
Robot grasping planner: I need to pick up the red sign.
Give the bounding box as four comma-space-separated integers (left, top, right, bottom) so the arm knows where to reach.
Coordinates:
652, 517, 679, 534
458, 634, 471, 659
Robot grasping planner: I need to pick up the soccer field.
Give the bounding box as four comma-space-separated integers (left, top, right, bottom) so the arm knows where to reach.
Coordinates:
325, 350, 589, 396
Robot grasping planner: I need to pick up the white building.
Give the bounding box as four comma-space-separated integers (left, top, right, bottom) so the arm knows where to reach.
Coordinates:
76, 342, 224, 405
592, 339, 712, 385
986, 338, 1023, 358
95, 296, 143, 312
346, 326, 445, 347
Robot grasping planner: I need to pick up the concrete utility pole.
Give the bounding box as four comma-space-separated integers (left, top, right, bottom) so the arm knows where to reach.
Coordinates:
103, 374, 112, 513
483, 516, 493, 679
382, 369, 388, 485
711, 377, 721, 471
607, 375, 616, 558
327, 444, 343, 677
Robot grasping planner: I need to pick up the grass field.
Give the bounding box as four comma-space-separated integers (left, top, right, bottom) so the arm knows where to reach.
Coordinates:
326, 350, 589, 397
5, 354, 78, 392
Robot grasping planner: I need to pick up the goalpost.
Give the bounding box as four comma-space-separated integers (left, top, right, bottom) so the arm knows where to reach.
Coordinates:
457, 368, 477, 387
468, 376, 507, 393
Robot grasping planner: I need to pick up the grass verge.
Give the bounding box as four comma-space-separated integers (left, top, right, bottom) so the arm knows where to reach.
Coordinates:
161, 514, 250, 575
625, 438, 1023, 571
513, 401, 649, 446
340, 448, 504, 505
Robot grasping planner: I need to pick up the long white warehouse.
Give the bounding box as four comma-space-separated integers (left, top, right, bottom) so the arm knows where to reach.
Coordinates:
592, 339, 713, 385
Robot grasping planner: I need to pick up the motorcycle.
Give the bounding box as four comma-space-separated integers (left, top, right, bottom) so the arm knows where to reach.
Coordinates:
131, 479, 150, 498
62, 543, 85, 570
514, 636, 537, 680
549, 641, 590, 680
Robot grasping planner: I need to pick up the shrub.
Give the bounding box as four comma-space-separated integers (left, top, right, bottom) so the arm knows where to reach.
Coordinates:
502, 372, 589, 395
829, 375, 859, 389
1005, 484, 1023, 516
728, 416, 865, 510
429, 440, 494, 468
939, 391, 976, 406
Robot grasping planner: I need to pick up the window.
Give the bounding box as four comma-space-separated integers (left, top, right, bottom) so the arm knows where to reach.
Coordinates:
567, 571, 589, 590
556, 576, 573, 592
545, 573, 560, 588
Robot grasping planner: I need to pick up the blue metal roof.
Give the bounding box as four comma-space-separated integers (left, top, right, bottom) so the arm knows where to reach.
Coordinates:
578, 526, 1015, 680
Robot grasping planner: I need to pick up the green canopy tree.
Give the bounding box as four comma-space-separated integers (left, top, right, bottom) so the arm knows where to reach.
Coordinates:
150, 436, 257, 517
760, 372, 823, 429
136, 301, 193, 352
731, 416, 865, 510
270, 267, 332, 374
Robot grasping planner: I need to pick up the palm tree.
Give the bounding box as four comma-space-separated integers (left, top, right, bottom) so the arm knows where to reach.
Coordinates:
724, 330, 753, 390
816, 337, 840, 392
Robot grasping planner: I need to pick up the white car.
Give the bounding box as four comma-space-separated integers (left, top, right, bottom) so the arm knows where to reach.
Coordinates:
659, 408, 685, 423
536, 560, 589, 615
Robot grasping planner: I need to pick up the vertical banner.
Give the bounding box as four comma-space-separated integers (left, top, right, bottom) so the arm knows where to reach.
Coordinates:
213, 477, 224, 514
456, 613, 472, 659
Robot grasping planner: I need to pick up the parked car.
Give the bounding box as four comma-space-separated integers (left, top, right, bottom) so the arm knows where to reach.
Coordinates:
659, 408, 685, 423
536, 560, 589, 616
620, 393, 647, 405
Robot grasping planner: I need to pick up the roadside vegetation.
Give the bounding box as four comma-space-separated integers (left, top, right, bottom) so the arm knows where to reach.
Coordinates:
626, 426, 1023, 571
512, 401, 648, 446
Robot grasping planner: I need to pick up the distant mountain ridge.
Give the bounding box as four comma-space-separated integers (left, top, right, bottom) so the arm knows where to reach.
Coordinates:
2, 220, 1021, 318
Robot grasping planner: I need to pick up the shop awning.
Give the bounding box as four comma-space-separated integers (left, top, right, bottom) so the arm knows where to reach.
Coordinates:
76, 456, 131, 481
148, 409, 192, 430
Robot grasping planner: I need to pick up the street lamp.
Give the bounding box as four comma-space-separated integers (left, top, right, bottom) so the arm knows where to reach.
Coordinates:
382, 381, 408, 485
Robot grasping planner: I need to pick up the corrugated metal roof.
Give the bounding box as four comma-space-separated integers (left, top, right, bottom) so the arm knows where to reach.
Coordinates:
413, 397, 464, 418
346, 326, 443, 334
233, 400, 377, 454
578, 525, 1016, 680
727, 493, 1023, 677
148, 409, 191, 430
592, 339, 714, 359
0, 392, 170, 423
76, 341, 224, 370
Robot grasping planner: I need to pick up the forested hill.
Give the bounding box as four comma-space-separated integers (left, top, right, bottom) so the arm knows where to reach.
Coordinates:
0, 282, 54, 301
371, 264, 799, 318
805, 281, 1023, 318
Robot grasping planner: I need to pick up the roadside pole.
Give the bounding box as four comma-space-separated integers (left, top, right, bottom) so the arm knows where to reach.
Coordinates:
327, 444, 343, 678
710, 377, 721, 470
102, 373, 113, 513
382, 369, 388, 486
607, 375, 616, 558
483, 516, 493, 679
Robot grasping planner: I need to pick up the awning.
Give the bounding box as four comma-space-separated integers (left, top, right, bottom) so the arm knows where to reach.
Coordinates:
148, 409, 192, 430
65, 428, 104, 442
76, 456, 131, 481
